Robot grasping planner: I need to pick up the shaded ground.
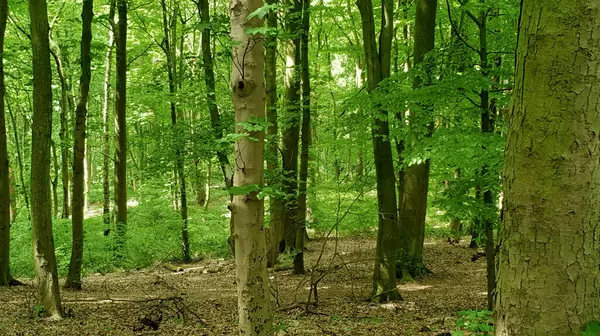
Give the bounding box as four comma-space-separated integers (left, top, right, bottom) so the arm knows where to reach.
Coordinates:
0, 236, 486, 335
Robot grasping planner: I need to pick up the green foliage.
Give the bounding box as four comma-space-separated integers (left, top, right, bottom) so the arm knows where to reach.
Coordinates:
453, 310, 494, 336
9, 183, 231, 278
582, 321, 600, 336
229, 184, 261, 196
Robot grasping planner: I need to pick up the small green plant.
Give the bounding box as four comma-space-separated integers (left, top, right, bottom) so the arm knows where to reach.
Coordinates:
453, 310, 493, 336
582, 321, 600, 336
274, 321, 288, 332
32, 304, 45, 318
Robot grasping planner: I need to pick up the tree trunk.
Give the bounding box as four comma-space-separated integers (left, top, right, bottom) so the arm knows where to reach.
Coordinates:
113, 0, 127, 263
357, 0, 400, 302
496, 1, 600, 334
265, 0, 282, 268
397, 0, 436, 279
51, 140, 59, 218
195, 0, 235, 254
294, 0, 311, 275
281, 0, 302, 252
65, 0, 93, 290
161, 0, 189, 262
474, 6, 495, 312
103, 1, 115, 229
5, 100, 29, 216
195, 160, 207, 206
0, 0, 11, 286
196, 0, 233, 189
50, 42, 72, 220
230, 0, 273, 332
28, 0, 65, 319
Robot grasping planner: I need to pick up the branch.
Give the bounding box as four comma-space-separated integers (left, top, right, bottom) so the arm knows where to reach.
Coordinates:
445, 0, 479, 55
127, 43, 155, 69
464, 9, 481, 27
8, 13, 31, 40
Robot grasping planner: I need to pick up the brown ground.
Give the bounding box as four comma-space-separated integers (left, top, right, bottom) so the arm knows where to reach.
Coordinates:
0, 237, 486, 335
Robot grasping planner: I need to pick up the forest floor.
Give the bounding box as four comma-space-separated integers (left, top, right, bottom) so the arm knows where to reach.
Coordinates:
0, 236, 487, 336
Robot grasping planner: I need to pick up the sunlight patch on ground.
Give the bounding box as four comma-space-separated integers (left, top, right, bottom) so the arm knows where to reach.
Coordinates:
398, 283, 433, 292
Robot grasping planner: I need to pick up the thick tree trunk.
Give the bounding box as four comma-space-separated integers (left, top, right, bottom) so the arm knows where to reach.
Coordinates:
161, 0, 190, 262
230, 0, 273, 332
357, 0, 400, 302
265, 0, 282, 268
0, 0, 11, 287
294, 0, 311, 275
496, 1, 600, 334
398, 0, 436, 279
281, 0, 302, 252
113, 0, 128, 262
103, 2, 115, 229
65, 0, 93, 290
28, 0, 65, 319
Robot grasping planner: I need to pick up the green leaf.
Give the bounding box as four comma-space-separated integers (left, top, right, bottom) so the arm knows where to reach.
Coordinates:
229, 184, 261, 196
247, 3, 284, 20
582, 321, 600, 336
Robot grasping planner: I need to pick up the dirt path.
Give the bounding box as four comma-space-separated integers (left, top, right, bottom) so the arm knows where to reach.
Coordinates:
0, 237, 486, 335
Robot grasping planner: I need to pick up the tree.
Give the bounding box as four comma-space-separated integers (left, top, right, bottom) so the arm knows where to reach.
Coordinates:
356, 0, 400, 302
265, 0, 282, 268
114, 0, 128, 261
28, 0, 65, 319
294, 0, 311, 275
397, 0, 437, 279
0, 0, 10, 287
49, 38, 73, 220
103, 1, 116, 229
65, 0, 93, 290
495, 0, 600, 333
160, 0, 190, 262
230, 0, 273, 332
281, 0, 302, 254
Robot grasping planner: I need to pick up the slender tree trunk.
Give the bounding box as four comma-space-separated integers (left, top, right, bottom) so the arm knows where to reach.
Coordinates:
357, 0, 400, 302
84, 142, 91, 210
103, 2, 115, 230
5, 100, 29, 215
161, 0, 190, 262
496, 0, 600, 333
281, 0, 302, 252
196, 0, 233, 189
230, 0, 273, 332
265, 0, 282, 268
65, 0, 93, 290
50, 43, 72, 220
28, 0, 65, 319
113, 0, 128, 262
0, 0, 11, 287
195, 0, 235, 254
473, 5, 495, 311
397, 0, 436, 279
294, 0, 311, 275
195, 160, 207, 206
51, 140, 59, 218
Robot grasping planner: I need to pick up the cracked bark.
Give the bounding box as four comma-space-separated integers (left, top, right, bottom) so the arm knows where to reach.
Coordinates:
496, 1, 600, 334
